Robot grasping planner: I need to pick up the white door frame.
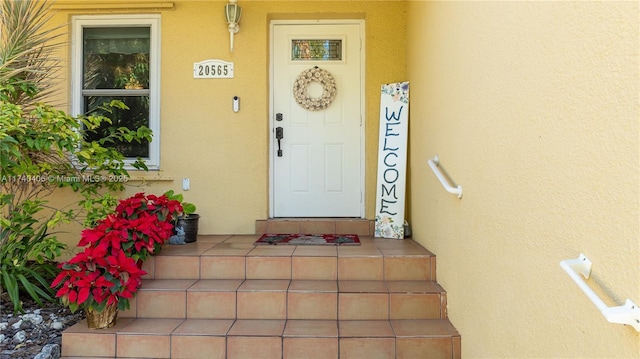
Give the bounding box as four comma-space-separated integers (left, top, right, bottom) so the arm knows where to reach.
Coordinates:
269, 19, 366, 218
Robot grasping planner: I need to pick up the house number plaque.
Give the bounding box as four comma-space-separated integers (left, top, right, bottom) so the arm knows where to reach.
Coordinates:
193, 59, 234, 79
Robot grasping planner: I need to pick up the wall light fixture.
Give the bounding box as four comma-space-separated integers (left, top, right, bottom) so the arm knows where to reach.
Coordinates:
225, 0, 242, 52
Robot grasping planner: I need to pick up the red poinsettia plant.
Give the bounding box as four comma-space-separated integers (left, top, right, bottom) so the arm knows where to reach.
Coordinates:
51, 191, 186, 313
78, 192, 184, 262
51, 246, 146, 313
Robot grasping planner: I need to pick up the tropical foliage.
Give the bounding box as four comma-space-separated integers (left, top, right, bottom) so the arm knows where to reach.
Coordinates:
51, 192, 184, 313
0, 0, 151, 313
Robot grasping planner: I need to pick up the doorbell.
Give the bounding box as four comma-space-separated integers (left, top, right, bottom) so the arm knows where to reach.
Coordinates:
233, 96, 240, 112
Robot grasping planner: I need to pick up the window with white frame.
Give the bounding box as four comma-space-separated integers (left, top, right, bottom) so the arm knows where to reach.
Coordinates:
72, 15, 161, 169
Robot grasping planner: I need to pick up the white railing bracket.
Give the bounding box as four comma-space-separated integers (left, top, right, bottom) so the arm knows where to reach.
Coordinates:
560, 253, 640, 331
428, 155, 462, 199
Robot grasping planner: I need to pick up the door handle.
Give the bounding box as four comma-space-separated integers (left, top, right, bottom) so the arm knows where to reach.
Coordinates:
275, 127, 284, 157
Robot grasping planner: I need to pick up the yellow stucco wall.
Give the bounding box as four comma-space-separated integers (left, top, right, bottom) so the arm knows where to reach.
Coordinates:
48, 0, 407, 238
407, 1, 639, 357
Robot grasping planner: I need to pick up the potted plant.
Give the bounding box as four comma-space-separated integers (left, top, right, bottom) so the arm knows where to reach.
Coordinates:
50, 191, 185, 328
165, 190, 199, 243
78, 192, 184, 263
50, 246, 145, 329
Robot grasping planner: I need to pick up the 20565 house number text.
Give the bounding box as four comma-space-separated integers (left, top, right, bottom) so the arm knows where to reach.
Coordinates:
193, 59, 234, 79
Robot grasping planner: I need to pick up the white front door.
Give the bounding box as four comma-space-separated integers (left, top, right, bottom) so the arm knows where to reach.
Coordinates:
271, 21, 364, 217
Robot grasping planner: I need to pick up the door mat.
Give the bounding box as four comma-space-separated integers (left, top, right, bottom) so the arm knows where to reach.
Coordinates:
255, 234, 360, 245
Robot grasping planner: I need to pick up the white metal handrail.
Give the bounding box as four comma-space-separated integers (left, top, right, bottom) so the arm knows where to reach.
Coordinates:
428, 155, 462, 199
560, 254, 640, 331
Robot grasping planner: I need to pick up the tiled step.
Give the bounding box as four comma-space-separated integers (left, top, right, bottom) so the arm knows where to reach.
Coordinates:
120, 279, 447, 320
62, 318, 460, 358
61, 233, 460, 358
144, 234, 436, 282
255, 218, 375, 236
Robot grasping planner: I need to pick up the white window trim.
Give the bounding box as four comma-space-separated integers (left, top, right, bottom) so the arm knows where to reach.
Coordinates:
71, 14, 161, 170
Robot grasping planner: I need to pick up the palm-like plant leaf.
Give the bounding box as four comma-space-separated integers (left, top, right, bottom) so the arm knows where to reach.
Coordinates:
0, 0, 63, 107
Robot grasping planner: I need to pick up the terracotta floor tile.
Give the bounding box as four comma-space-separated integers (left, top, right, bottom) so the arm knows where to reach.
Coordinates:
339, 320, 394, 337
292, 256, 337, 280
171, 335, 226, 359
384, 256, 431, 280
390, 319, 459, 337
288, 291, 337, 319
339, 337, 396, 358
292, 246, 337, 257
246, 256, 292, 279
140, 279, 196, 290
188, 279, 243, 291
223, 234, 262, 243
136, 291, 187, 318
289, 280, 337, 292
336, 220, 371, 236
187, 290, 236, 319
237, 290, 287, 319
396, 337, 453, 359
202, 243, 253, 256
228, 319, 286, 336
200, 256, 245, 279
339, 280, 388, 293
116, 319, 182, 358
300, 220, 335, 234
227, 336, 282, 359
61, 319, 132, 357
173, 319, 234, 335
338, 257, 384, 280
238, 279, 290, 291
158, 241, 218, 256
248, 245, 296, 256
385, 280, 441, 293
267, 220, 301, 234
237, 281, 289, 319
283, 320, 338, 337
195, 235, 232, 243
117, 334, 172, 358
118, 318, 183, 334
390, 293, 442, 319
283, 337, 339, 359
154, 255, 200, 279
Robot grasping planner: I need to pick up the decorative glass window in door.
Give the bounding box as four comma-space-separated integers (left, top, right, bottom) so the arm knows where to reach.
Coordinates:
292, 39, 342, 61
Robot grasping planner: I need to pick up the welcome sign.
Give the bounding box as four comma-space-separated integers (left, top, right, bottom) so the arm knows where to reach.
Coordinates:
374, 82, 409, 239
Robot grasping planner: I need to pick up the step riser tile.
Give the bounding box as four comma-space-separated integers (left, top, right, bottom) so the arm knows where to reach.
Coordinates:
287, 292, 338, 320
136, 291, 187, 318
187, 292, 237, 319
116, 334, 171, 358
237, 292, 287, 319
338, 293, 389, 320
338, 257, 384, 281
384, 257, 432, 281
246, 256, 292, 280
61, 332, 116, 357
171, 336, 226, 359
292, 257, 337, 280
390, 294, 443, 320
201, 256, 245, 279
227, 336, 282, 359
283, 337, 339, 359
339, 338, 396, 358
154, 256, 200, 279
396, 337, 456, 359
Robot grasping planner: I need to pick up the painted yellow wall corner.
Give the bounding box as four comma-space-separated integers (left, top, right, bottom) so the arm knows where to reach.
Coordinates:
407, 1, 639, 357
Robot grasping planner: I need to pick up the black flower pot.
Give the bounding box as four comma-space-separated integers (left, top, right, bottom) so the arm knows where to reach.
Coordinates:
173, 214, 200, 243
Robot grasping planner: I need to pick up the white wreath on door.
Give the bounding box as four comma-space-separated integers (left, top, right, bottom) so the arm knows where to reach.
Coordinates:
292, 66, 337, 111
